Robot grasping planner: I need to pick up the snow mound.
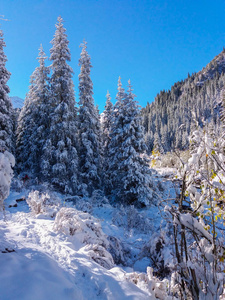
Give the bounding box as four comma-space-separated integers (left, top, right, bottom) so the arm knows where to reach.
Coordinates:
54, 207, 109, 248
0, 250, 80, 300
126, 267, 174, 300
0, 210, 150, 300
82, 244, 114, 269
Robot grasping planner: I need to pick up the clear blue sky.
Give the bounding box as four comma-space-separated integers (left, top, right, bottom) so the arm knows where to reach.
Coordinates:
1, 0, 225, 112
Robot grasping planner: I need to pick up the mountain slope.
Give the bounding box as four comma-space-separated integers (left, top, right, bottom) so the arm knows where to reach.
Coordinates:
141, 49, 225, 153
10, 96, 24, 109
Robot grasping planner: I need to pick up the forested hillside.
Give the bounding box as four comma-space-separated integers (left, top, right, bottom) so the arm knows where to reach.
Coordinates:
142, 49, 225, 153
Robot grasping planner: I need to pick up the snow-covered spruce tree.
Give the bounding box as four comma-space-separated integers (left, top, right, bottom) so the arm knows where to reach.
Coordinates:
102, 91, 113, 191
161, 126, 169, 153
41, 16, 78, 194
16, 45, 50, 176
0, 29, 14, 153
78, 40, 102, 196
102, 91, 113, 149
108, 79, 153, 206
105, 77, 125, 195
153, 130, 164, 154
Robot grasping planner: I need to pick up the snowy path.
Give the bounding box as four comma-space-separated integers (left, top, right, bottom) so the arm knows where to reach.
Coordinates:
0, 207, 150, 300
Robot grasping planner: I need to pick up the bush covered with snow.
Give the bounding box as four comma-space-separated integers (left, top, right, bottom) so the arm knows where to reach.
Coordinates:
54, 207, 109, 248
10, 177, 24, 192
165, 124, 225, 299
90, 189, 109, 207
82, 244, 114, 269
74, 196, 93, 214
157, 150, 190, 169
112, 205, 152, 233
66, 190, 110, 214
107, 235, 133, 266
0, 151, 15, 207
126, 267, 173, 300
140, 232, 172, 278
26, 190, 61, 217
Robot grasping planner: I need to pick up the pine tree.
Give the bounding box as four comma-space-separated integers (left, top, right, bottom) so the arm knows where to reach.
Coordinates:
153, 131, 163, 154
220, 89, 225, 125
106, 77, 126, 194
16, 45, 49, 176
161, 126, 169, 153
0, 29, 13, 153
32, 45, 50, 176
102, 91, 113, 149
78, 40, 102, 196
42, 16, 78, 193
102, 91, 113, 192
108, 79, 153, 206
16, 86, 34, 174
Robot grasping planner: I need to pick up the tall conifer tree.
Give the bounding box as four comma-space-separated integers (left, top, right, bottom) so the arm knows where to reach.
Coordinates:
102, 91, 113, 191
16, 45, 49, 176
0, 29, 13, 153
78, 40, 102, 195
108, 79, 153, 206
106, 77, 126, 194
42, 16, 78, 193
17, 45, 50, 176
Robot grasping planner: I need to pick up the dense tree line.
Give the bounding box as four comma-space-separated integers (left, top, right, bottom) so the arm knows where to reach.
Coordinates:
142, 50, 225, 153
0, 17, 153, 207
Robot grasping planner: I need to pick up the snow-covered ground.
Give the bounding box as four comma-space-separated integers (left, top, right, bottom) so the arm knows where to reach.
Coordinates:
0, 169, 177, 300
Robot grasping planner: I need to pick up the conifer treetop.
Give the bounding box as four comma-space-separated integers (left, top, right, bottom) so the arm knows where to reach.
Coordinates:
50, 16, 72, 67
37, 44, 47, 65
116, 76, 125, 102
78, 40, 94, 107
106, 90, 111, 101
0, 29, 10, 91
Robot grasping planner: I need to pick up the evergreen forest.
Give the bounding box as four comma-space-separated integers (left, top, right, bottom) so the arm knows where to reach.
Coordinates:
1, 16, 225, 299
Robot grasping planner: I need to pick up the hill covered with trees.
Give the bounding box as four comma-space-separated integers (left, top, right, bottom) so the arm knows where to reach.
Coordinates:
142, 49, 225, 153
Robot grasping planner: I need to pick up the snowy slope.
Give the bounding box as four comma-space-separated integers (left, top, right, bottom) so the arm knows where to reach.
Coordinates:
0, 204, 149, 299
0, 168, 177, 300
10, 96, 24, 109
0, 213, 149, 299
0, 178, 171, 300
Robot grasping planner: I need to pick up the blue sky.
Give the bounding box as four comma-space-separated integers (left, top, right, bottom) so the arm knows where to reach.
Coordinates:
1, 0, 225, 112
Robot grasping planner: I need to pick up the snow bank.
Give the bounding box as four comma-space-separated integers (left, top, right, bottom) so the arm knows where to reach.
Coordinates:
126, 267, 174, 300
54, 207, 109, 248
0, 250, 80, 300
0, 206, 151, 300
